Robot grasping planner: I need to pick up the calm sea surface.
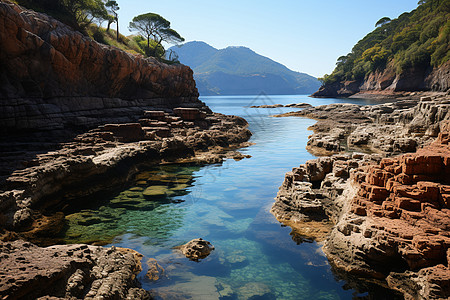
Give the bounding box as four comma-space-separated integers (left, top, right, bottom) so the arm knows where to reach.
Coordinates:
62, 95, 398, 299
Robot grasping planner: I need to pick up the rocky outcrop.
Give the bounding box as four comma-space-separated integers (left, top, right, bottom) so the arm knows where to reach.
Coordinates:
177, 238, 215, 260
0, 240, 150, 299
271, 153, 382, 241
272, 116, 450, 298
276, 94, 450, 156
312, 62, 450, 98
323, 123, 450, 299
0, 1, 202, 136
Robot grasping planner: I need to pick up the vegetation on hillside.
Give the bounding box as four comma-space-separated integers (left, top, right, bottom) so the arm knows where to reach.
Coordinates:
13, 0, 182, 62
320, 0, 450, 85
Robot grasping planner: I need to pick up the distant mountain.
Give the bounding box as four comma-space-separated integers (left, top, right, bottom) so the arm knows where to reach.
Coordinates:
169, 41, 320, 96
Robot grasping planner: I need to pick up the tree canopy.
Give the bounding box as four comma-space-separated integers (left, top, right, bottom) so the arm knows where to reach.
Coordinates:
61, 0, 108, 28
129, 12, 184, 53
17, 0, 110, 30
375, 17, 391, 27
320, 0, 450, 86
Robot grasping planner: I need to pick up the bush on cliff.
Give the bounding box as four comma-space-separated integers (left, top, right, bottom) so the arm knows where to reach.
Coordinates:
15, 0, 109, 31
13, 0, 182, 62
320, 0, 450, 85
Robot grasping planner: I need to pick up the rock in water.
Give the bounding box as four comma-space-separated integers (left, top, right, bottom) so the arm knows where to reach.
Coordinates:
146, 258, 165, 281
178, 238, 215, 260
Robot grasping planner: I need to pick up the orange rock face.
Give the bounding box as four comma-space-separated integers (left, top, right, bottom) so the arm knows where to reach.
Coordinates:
339, 123, 450, 298
0, 1, 197, 99
352, 133, 450, 260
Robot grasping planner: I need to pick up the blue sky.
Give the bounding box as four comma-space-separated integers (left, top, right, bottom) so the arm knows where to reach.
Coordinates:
115, 0, 419, 78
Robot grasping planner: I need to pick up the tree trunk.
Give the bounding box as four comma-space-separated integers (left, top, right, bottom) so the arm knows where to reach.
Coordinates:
116, 19, 119, 41
106, 20, 112, 32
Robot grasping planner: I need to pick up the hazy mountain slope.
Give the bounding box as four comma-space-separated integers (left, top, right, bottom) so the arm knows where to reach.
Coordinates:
169, 41, 218, 69
170, 41, 320, 95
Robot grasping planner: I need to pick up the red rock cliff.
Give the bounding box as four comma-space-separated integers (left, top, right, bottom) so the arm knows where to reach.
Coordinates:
0, 1, 203, 134
312, 62, 450, 98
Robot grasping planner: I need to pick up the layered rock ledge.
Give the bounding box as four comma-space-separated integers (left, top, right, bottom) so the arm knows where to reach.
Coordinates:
272, 98, 450, 299
0, 0, 200, 134
0, 0, 213, 178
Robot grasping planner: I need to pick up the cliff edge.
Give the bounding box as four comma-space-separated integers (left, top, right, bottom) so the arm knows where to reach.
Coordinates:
0, 0, 202, 136
312, 61, 450, 98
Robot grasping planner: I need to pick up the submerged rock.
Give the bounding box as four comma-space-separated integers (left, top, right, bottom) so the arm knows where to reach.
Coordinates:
146, 258, 165, 282
178, 238, 215, 260
238, 282, 275, 300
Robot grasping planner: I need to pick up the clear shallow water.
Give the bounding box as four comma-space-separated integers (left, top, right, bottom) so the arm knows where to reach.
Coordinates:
62, 95, 397, 299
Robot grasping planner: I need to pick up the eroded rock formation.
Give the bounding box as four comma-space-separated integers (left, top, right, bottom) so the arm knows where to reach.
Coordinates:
324, 122, 450, 299
271, 153, 383, 241
0, 0, 201, 135
0, 240, 150, 299
177, 238, 215, 260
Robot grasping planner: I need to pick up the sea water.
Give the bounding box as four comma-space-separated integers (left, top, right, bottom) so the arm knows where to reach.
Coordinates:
62, 95, 399, 299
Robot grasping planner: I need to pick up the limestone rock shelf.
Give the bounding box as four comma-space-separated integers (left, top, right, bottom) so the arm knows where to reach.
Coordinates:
0, 109, 251, 235
276, 94, 450, 156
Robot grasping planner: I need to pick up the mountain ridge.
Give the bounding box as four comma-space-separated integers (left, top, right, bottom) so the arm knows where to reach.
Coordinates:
169, 41, 320, 95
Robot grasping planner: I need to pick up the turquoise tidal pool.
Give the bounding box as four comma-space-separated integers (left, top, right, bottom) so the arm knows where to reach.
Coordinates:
61, 95, 399, 299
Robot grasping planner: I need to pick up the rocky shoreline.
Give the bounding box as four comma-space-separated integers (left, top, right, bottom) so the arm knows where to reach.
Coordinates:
0, 0, 252, 240
311, 62, 450, 98
271, 94, 450, 299
275, 92, 450, 156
